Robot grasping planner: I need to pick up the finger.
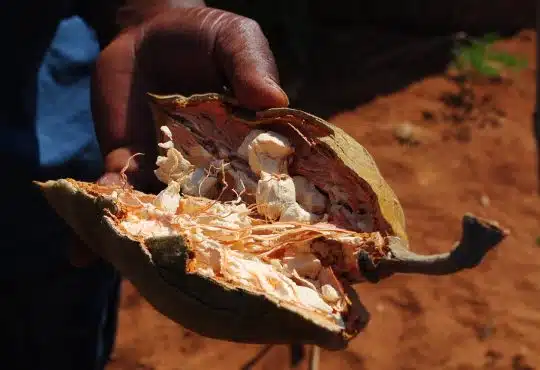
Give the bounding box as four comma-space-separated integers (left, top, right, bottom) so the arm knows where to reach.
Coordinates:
215, 17, 289, 110
97, 171, 125, 186
92, 30, 158, 191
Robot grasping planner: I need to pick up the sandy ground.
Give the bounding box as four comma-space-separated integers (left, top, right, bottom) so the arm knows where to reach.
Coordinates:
107, 28, 540, 370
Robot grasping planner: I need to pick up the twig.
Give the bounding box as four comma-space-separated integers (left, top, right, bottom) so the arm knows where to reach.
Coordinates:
308, 346, 320, 370
239, 345, 274, 370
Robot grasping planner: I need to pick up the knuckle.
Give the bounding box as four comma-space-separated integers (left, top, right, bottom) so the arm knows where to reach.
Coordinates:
215, 14, 267, 60
229, 16, 263, 38
239, 17, 262, 32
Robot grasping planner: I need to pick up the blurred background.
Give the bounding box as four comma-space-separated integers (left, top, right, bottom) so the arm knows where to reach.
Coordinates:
107, 1, 540, 369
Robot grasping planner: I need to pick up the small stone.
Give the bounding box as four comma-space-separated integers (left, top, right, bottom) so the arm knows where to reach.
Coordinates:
422, 110, 436, 121
393, 122, 418, 145
480, 194, 490, 207
476, 323, 496, 341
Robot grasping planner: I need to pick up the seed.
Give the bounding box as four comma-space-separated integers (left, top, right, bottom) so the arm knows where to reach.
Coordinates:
321, 284, 340, 303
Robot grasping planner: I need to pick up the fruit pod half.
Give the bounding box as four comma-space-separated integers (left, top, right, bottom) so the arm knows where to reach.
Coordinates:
36, 93, 508, 350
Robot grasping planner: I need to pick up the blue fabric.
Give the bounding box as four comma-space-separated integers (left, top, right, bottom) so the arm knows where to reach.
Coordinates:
1, 15, 104, 274
36, 17, 103, 175
1, 15, 120, 370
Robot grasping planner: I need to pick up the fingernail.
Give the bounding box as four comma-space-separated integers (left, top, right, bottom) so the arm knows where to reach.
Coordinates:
264, 76, 290, 107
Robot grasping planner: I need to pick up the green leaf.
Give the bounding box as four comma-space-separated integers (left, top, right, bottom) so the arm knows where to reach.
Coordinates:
488, 51, 518, 65
478, 64, 501, 77
470, 39, 490, 51
469, 48, 493, 75
449, 32, 526, 78
536, 236, 540, 246
486, 51, 528, 69
481, 32, 501, 44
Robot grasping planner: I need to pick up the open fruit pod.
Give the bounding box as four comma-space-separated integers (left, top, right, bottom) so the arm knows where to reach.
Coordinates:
36, 93, 508, 350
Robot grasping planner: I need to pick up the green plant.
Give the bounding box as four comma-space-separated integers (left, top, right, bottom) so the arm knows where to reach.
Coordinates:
451, 32, 528, 79
439, 33, 529, 141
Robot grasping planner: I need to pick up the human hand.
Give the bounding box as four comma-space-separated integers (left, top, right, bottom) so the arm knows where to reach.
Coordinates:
69, 6, 288, 267
91, 6, 289, 193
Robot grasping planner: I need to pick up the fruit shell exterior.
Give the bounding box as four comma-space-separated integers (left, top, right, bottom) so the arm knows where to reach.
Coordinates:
37, 179, 354, 350
149, 93, 408, 246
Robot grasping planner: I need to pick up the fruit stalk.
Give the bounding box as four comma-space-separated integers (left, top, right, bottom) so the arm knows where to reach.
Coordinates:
357, 214, 508, 283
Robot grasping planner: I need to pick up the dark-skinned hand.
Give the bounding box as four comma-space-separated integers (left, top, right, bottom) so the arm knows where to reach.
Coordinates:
69, 6, 289, 267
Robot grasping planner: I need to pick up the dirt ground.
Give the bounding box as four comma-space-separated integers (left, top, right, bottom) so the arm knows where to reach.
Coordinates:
106, 28, 540, 370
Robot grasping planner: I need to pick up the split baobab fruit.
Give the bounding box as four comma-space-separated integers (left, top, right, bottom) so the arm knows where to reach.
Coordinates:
36, 93, 508, 350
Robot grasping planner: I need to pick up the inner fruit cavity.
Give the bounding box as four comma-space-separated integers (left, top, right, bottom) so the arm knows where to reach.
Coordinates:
105, 126, 391, 330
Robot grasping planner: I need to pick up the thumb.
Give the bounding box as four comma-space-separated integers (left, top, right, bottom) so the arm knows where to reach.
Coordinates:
97, 172, 125, 187
216, 18, 289, 110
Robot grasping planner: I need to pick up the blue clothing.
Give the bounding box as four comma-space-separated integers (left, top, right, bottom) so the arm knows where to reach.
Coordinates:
1, 12, 120, 370
2, 13, 103, 278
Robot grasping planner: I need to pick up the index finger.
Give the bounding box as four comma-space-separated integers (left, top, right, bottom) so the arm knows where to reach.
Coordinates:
215, 17, 290, 110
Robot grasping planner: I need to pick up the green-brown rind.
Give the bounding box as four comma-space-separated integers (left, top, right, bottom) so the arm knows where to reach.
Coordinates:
35, 179, 357, 350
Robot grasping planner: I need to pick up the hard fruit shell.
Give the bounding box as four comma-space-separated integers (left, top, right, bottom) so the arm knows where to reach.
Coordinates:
37, 93, 409, 349
37, 179, 358, 350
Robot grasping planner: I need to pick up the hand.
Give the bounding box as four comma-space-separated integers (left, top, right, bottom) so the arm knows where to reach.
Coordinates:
70, 6, 288, 268
91, 6, 289, 192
